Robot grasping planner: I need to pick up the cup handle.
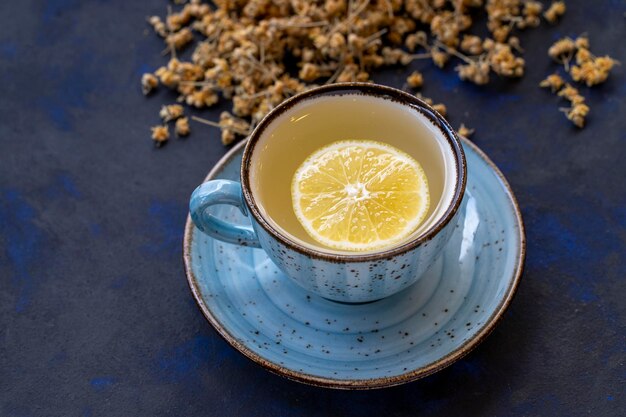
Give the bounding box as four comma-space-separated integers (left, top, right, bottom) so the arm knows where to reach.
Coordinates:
189, 180, 261, 248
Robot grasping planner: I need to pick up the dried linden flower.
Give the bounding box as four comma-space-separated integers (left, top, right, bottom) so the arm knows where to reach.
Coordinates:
141, 73, 159, 95
456, 60, 490, 85
175, 117, 191, 137
574, 36, 589, 50
148, 16, 167, 37
460, 35, 483, 55
406, 71, 423, 88
432, 103, 447, 116
141, 0, 588, 146
548, 37, 576, 62
564, 103, 589, 128
557, 83, 583, 103
488, 43, 525, 77
159, 104, 184, 122
522, 1, 543, 28
539, 73, 565, 92
543, 1, 566, 24
151, 125, 169, 146
575, 48, 592, 65
570, 56, 617, 87
457, 123, 475, 138
431, 48, 449, 68
155, 66, 180, 88
166, 27, 194, 50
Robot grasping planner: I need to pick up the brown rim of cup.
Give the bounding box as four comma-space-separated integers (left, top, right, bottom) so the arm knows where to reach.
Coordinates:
241, 82, 467, 262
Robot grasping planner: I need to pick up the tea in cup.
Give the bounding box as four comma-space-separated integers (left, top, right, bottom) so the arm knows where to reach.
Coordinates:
190, 83, 466, 303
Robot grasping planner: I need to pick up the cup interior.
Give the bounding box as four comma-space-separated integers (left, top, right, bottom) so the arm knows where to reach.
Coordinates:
243, 84, 464, 256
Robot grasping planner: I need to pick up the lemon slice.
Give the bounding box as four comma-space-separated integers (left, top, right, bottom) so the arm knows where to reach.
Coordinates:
291, 140, 430, 251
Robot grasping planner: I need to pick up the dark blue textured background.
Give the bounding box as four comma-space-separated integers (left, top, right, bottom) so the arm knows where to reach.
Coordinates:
0, 1, 624, 416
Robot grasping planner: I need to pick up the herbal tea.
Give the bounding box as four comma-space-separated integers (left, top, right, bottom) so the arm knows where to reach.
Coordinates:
249, 93, 454, 253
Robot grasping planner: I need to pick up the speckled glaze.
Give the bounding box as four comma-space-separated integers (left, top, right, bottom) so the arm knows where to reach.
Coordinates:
183, 137, 525, 389
190, 83, 466, 303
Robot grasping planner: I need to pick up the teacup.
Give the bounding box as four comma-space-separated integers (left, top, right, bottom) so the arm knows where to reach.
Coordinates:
190, 83, 466, 303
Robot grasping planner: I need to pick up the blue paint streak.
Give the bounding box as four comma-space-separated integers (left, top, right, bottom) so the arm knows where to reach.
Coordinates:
613, 206, 626, 228
0, 189, 45, 312
155, 335, 213, 383
45, 173, 83, 200
425, 67, 463, 92
42, 0, 80, 23
0, 42, 17, 59
450, 355, 483, 378
607, 395, 614, 401
89, 223, 102, 237
135, 63, 154, 78
142, 201, 186, 258
36, 53, 96, 130
154, 334, 240, 384
49, 351, 68, 365
529, 211, 598, 302
37, 97, 72, 131
58, 174, 82, 198
90, 376, 117, 391
109, 275, 128, 290
526, 186, 626, 303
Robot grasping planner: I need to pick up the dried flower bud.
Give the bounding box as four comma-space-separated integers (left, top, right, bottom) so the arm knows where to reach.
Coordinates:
492, 26, 510, 43
524, 1, 543, 17
456, 61, 490, 85
155, 67, 181, 87
457, 123, 475, 138
166, 27, 194, 50
159, 104, 184, 122
151, 125, 169, 146
406, 71, 423, 88
431, 48, 449, 68
325, 0, 347, 16
489, 43, 525, 77
539, 73, 565, 92
221, 129, 236, 145
432, 103, 447, 116
167, 9, 192, 32
548, 37, 576, 61
575, 48, 592, 64
141, 73, 159, 95
186, 88, 219, 108
430, 11, 461, 47
570, 56, 617, 87
508, 36, 522, 52
574, 36, 589, 50
148, 16, 167, 37
382, 47, 408, 65
566, 103, 589, 128
460, 35, 483, 55
175, 117, 190, 137
404, 31, 427, 52
557, 83, 582, 103
299, 63, 322, 81
543, 1, 566, 24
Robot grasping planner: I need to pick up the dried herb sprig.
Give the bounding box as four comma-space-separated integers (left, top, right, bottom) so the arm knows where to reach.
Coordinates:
142, 0, 572, 145
541, 35, 618, 128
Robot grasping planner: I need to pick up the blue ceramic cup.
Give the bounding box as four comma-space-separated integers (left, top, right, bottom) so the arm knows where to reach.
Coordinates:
190, 83, 466, 303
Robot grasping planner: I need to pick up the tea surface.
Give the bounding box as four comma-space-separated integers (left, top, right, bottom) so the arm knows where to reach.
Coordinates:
250, 94, 450, 253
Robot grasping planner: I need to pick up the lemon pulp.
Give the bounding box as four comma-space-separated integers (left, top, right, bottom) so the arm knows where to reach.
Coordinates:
291, 140, 430, 251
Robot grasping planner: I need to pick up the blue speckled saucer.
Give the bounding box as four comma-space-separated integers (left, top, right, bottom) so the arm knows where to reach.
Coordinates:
183, 138, 525, 389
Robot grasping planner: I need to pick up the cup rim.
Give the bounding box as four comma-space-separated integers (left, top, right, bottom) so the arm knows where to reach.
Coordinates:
241, 82, 467, 262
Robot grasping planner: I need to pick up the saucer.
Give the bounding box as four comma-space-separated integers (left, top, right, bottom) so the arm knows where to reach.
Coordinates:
183, 138, 525, 389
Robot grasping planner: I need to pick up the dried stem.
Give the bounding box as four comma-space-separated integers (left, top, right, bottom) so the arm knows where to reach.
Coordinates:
434, 40, 475, 64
